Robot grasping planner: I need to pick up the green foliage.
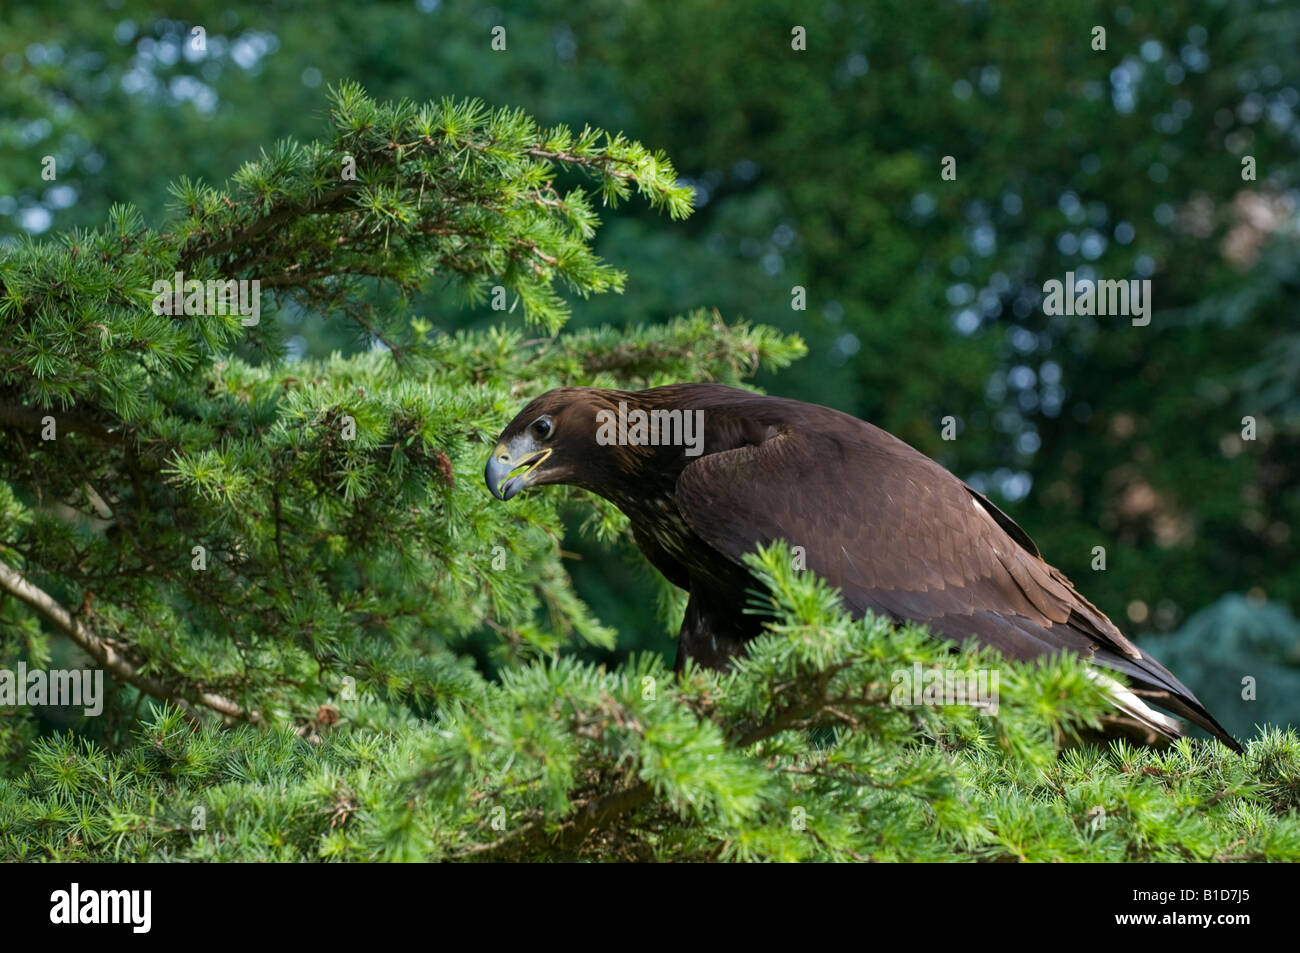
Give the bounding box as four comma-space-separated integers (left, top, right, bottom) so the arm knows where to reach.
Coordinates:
1, 6, 1297, 861
2, 544, 1295, 862
0, 88, 797, 764
3, 0, 1297, 714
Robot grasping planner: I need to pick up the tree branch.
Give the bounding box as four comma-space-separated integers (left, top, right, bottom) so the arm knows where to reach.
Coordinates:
0, 404, 129, 446
177, 183, 359, 270
459, 665, 870, 861
0, 559, 257, 723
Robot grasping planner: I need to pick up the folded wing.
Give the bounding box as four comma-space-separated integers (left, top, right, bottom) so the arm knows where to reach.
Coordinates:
673, 413, 1240, 751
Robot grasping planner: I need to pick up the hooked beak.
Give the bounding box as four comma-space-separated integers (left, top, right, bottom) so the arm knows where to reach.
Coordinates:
485, 444, 552, 501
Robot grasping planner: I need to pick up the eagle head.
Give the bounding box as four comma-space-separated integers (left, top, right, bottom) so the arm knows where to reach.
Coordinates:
485, 387, 613, 501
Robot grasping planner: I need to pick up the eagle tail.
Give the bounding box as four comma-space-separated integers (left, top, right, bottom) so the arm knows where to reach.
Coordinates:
1084, 668, 1244, 753
1085, 668, 1185, 743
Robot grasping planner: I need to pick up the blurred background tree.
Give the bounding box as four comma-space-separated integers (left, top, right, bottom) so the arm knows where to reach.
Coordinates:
2, 0, 1297, 743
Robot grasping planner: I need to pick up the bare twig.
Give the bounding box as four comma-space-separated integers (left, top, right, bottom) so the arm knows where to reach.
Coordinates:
0, 559, 257, 723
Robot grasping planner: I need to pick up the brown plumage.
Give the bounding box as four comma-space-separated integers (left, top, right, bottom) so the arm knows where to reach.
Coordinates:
485, 383, 1240, 752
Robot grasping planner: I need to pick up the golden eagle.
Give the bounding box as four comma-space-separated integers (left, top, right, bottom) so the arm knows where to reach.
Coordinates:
485, 383, 1240, 751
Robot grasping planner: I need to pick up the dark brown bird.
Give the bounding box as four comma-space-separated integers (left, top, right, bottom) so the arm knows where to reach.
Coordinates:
485, 383, 1241, 752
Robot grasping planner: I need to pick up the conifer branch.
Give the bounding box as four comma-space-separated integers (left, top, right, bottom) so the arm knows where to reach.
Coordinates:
0, 404, 128, 446
0, 559, 256, 723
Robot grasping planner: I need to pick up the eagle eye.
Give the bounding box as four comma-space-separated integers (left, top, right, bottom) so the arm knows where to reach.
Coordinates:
530, 416, 553, 440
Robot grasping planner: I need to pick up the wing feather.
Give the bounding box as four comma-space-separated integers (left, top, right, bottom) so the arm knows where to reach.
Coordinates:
673, 409, 1240, 751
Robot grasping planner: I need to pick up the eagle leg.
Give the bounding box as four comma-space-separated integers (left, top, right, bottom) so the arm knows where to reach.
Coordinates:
674, 591, 753, 673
